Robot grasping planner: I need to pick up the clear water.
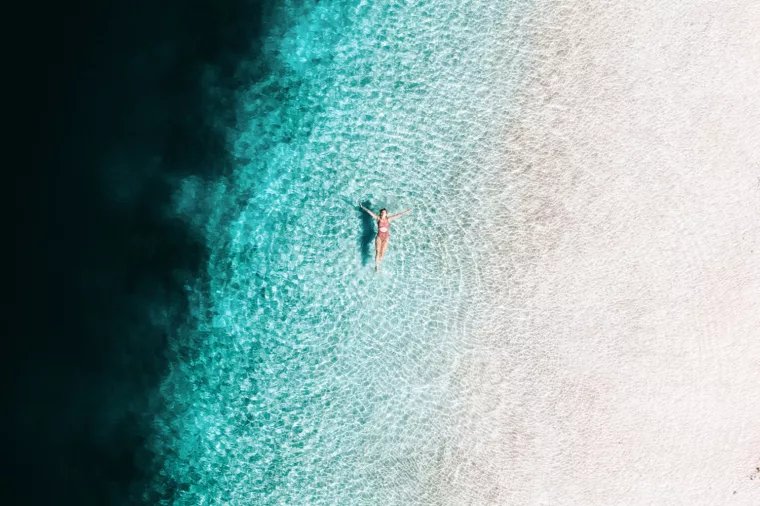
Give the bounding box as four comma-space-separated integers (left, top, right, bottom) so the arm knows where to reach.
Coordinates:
155, 0, 535, 504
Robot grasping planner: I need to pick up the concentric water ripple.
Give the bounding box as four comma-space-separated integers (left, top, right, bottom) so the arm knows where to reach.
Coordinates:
154, 1, 537, 504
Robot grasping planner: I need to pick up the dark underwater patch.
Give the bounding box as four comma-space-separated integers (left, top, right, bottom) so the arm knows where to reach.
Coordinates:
7, 0, 286, 504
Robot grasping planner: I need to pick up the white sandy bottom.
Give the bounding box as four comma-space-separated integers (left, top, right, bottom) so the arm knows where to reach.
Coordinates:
442, 1, 760, 504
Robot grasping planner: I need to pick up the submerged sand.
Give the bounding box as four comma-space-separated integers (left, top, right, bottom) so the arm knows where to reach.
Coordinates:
444, 1, 760, 504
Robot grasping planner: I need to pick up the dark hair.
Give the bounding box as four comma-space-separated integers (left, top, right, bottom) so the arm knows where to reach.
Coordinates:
379, 208, 388, 215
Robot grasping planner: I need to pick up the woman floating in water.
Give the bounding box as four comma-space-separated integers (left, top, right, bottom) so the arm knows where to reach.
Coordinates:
360, 205, 412, 272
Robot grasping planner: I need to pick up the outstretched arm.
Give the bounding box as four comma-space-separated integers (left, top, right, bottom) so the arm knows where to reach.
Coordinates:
389, 209, 412, 221
359, 204, 379, 219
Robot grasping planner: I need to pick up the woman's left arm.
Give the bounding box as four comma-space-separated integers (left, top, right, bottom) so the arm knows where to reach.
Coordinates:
389, 209, 412, 221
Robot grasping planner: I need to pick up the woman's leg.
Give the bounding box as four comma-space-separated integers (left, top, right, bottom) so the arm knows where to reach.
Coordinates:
380, 238, 390, 263
375, 237, 382, 271
380, 238, 390, 260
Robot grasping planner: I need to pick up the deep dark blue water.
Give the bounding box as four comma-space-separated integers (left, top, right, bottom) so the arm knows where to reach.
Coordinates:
8, 1, 281, 504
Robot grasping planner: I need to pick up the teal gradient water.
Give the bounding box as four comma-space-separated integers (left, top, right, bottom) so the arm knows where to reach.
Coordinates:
155, 1, 534, 503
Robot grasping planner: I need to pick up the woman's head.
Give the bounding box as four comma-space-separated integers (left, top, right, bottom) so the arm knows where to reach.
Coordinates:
379, 208, 388, 218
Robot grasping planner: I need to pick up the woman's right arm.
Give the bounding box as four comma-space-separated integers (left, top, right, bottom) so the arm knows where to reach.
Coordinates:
359, 204, 378, 219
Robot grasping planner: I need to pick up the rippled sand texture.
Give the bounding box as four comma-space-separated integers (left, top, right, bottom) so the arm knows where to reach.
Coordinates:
448, 1, 760, 504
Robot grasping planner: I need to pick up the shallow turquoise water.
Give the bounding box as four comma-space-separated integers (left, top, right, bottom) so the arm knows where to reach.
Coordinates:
155, 1, 534, 503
